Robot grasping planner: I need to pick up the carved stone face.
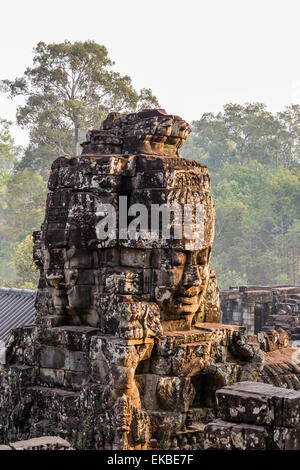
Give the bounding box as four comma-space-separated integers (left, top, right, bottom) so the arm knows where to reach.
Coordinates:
43, 245, 100, 326
44, 241, 211, 329
151, 247, 211, 320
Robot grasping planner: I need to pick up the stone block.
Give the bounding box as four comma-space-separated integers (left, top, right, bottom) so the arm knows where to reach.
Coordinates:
204, 419, 267, 450
38, 346, 68, 369
135, 374, 160, 410
216, 381, 300, 427
37, 326, 100, 352
39, 368, 65, 387
150, 355, 172, 375
64, 371, 89, 391
272, 426, 300, 450
172, 341, 214, 376
68, 351, 90, 372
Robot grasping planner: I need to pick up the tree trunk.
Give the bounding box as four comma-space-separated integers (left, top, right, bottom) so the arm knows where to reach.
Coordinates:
292, 246, 298, 285
74, 123, 80, 156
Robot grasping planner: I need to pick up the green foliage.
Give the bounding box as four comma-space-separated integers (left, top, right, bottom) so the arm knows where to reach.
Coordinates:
11, 235, 39, 289
0, 119, 22, 207
182, 103, 300, 289
182, 103, 300, 170
0, 167, 46, 289
2, 170, 47, 240
1, 40, 159, 159
0, 120, 46, 289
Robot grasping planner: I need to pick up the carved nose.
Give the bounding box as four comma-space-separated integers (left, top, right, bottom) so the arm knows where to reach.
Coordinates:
181, 265, 201, 288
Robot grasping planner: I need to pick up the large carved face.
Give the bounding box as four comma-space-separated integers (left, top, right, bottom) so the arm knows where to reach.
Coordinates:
151, 247, 211, 320
43, 245, 101, 326
44, 241, 211, 327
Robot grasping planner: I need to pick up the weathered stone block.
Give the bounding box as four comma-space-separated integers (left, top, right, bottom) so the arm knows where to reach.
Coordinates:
217, 381, 300, 427
68, 351, 90, 372
37, 326, 100, 353
271, 426, 300, 450
204, 419, 267, 450
39, 368, 65, 388
64, 371, 89, 391
38, 346, 68, 369
172, 341, 214, 376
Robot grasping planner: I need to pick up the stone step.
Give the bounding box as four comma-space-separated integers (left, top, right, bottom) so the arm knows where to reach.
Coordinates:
155, 323, 244, 356
38, 366, 89, 392
26, 385, 79, 399
216, 381, 300, 428
36, 326, 101, 352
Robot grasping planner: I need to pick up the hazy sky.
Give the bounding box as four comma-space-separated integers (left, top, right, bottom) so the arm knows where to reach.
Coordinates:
1, 0, 300, 146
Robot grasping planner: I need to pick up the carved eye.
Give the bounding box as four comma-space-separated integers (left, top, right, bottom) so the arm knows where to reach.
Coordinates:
197, 249, 207, 266
172, 251, 186, 267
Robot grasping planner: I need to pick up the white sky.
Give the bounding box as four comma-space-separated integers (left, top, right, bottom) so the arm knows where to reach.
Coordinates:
1, 0, 300, 146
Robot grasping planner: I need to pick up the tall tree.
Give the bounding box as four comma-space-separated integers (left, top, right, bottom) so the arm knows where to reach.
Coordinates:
0, 119, 21, 186
1, 41, 159, 157
181, 103, 300, 171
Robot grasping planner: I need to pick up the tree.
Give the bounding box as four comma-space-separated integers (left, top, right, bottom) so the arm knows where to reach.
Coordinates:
11, 235, 39, 289
277, 105, 300, 168
181, 103, 299, 171
15, 143, 58, 180
0, 119, 22, 198
1, 170, 47, 241
1, 41, 159, 157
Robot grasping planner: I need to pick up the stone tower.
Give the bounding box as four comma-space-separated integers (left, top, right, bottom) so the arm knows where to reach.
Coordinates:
0, 109, 264, 450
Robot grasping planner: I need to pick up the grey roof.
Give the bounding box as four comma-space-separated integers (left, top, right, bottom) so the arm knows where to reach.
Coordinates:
0, 287, 37, 343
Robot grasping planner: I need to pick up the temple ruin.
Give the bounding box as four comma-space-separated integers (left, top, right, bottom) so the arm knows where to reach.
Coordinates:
221, 285, 300, 339
0, 109, 299, 450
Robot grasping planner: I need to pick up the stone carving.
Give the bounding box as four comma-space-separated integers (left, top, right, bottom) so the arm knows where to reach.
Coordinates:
0, 109, 282, 450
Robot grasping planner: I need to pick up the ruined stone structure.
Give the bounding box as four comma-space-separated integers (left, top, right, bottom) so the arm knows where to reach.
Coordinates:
252, 329, 300, 389
0, 436, 73, 450
221, 285, 300, 338
0, 109, 297, 450
204, 381, 300, 450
